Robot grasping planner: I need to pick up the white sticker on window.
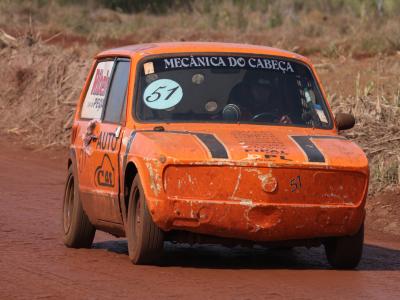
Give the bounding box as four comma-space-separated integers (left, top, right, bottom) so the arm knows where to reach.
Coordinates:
192, 73, 205, 84
144, 62, 154, 75
81, 61, 114, 119
314, 104, 328, 123
143, 79, 183, 110
305, 89, 316, 104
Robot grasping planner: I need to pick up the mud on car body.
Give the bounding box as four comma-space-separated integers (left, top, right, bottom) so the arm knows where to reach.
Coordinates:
62, 42, 368, 269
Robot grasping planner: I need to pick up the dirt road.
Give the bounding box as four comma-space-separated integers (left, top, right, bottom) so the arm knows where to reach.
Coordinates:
1, 137, 400, 300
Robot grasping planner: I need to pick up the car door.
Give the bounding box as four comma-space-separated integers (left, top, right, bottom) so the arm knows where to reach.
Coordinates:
75, 58, 130, 224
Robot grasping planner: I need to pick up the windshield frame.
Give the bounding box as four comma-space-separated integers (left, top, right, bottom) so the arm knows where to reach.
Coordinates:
132, 52, 334, 129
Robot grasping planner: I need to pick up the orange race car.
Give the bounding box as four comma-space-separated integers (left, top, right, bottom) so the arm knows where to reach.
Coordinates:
62, 42, 368, 269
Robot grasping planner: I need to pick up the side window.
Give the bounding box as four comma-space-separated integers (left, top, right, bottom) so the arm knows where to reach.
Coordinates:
81, 60, 114, 119
103, 61, 130, 124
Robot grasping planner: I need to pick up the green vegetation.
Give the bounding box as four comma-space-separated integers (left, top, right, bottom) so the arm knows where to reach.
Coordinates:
1, 0, 399, 56
54, 0, 400, 17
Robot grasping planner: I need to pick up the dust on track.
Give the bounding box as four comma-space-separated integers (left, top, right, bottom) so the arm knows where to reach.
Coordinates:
1, 137, 400, 300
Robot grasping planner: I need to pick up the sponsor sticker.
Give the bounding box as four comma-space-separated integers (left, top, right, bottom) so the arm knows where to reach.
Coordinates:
94, 154, 115, 187
314, 104, 328, 123
192, 73, 205, 84
205, 101, 218, 112
305, 89, 316, 104
144, 62, 154, 75
81, 60, 114, 119
161, 56, 295, 74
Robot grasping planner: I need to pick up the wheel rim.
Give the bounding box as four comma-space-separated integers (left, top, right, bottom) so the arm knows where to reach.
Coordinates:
63, 175, 74, 234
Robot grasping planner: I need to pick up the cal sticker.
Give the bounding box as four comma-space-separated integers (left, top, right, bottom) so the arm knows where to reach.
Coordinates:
143, 79, 183, 110
314, 104, 328, 123
144, 62, 154, 75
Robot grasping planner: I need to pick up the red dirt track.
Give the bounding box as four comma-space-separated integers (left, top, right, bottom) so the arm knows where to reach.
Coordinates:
1, 137, 400, 299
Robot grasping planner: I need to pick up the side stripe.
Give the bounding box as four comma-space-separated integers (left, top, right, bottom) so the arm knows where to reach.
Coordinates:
122, 132, 137, 172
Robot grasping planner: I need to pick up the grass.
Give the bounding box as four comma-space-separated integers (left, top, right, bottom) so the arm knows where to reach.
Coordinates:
1, 0, 400, 56
329, 65, 400, 192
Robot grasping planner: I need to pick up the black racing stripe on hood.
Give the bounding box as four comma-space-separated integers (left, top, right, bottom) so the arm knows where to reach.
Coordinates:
291, 135, 346, 163
134, 130, 229, 159
194, 133, 229, 159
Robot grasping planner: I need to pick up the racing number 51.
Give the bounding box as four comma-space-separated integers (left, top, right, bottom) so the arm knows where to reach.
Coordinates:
290, 175, 302, 192
145, 85, 179, 102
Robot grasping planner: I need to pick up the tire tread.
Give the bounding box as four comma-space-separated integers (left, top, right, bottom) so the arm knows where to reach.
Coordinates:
325, 223, 364, 269
127, 175, 164, 265
63, 165, 95, 248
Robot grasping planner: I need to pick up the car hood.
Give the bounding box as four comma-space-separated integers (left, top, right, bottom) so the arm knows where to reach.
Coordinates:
131, 128, 368, 170
129, 127, 368, 206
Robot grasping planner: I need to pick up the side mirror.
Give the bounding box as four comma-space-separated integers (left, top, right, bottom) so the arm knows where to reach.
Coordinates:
335, 113, 355, 131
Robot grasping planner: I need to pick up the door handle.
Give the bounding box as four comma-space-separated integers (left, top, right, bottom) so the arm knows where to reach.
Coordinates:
115, 126, 121, 138
83, 134, 98, 147
89, 134, 98, 142
83, 119, 100, 147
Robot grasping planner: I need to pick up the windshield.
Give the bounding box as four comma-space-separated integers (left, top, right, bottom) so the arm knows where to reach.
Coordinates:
135, 54, 332, 128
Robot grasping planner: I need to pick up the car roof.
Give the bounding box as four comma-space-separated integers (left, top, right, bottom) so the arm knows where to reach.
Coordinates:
96, 42, 310, 63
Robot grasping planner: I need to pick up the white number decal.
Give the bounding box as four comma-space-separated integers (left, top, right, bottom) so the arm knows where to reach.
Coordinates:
143, 79, 183, 110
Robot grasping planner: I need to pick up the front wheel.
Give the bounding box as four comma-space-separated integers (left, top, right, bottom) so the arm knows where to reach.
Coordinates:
62, 165, 96, 248
127, 175, 164, 265
324, 223, 364, 269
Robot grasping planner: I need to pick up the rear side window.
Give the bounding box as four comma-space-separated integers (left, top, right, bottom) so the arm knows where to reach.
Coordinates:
81, 60, 114, 119
103, 61, 130, 123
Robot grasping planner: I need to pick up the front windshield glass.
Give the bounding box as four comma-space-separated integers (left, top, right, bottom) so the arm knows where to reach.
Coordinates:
135, 54, 332, 128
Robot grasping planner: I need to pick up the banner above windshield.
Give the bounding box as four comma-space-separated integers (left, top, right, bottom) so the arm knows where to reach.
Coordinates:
146, 55, 296, 74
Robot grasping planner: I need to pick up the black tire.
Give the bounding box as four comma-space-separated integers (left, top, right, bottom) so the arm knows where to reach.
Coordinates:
127, 175, 164, 265
324, 223, 364, 269
62, 165, 95, 248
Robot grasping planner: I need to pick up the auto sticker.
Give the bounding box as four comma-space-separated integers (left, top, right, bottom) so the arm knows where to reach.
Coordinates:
143, 79, 183, 110
95, 131, 118, 151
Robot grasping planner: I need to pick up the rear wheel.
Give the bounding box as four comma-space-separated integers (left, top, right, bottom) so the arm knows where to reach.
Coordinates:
62, 165, 95, 248
324, 223, 364, 269
127, 175, 164, 265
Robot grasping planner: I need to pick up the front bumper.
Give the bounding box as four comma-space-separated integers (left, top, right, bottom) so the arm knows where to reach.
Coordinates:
142, 163, 368, 242
148, 196, 366, 242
